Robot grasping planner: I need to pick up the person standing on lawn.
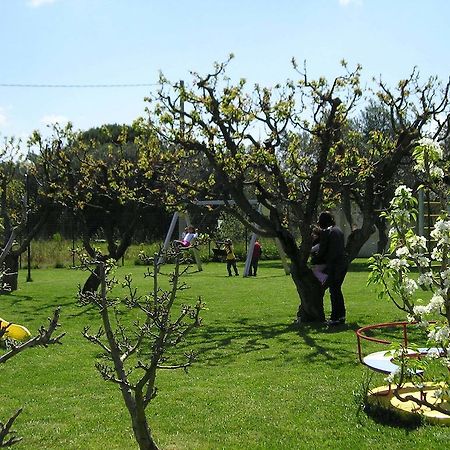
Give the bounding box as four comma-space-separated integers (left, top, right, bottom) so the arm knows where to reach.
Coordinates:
224, 239, 239, 276
250, 239, 262, 276
316, 211, 348, 325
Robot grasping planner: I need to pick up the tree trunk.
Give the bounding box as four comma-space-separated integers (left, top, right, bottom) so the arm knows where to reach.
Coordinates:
291, 263, 325, 323
375, 216, 388, 254
2, 253, 19, 293
130, 407, 159, 450
293, 273, 325, 322
276, 229, 326, 323
345, 221, 377, 263
82, 264, 102, 293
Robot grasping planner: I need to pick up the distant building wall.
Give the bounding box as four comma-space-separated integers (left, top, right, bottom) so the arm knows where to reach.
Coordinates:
334, 206, 379, 258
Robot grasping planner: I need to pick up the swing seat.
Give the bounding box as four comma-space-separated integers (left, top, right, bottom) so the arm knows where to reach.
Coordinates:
173, 240, 194, 249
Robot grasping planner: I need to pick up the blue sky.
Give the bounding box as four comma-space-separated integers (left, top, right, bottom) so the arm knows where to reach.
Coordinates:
1, 0, 449, 140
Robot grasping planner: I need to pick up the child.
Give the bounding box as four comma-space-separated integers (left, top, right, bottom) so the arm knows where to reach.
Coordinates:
224, 239, 239, 276
174, 225, 198, 248
310, 226, 328, 285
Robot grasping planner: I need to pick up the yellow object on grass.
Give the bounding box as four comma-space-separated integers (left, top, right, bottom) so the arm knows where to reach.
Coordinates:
0, 317, 31, 341
368, 383, 450, 425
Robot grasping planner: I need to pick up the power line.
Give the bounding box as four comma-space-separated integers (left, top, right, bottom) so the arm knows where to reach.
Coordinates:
0, 82, 159, 88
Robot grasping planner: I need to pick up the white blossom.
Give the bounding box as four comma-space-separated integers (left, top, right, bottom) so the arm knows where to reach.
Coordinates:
402, 278, 418, 296
394, 185, 413, 197
388, 227, 398, 238
431, 220, 450, 239
416, 256, 430, 267
441, 269, 450, 279
408, 235, 427, 251
413, 305, 428, 316
428, 294, 445, 313
428, 326, 450, 343
396, 246, 410, 258
417, 137, 443, 159
430, 166, 445, 179
431, 247, 443, 260
435, 287, 449, 298
388, 258, 409, 270
417, 272, 433, 289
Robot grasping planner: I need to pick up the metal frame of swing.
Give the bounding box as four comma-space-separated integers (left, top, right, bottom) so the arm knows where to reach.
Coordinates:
160, 200, 290, 276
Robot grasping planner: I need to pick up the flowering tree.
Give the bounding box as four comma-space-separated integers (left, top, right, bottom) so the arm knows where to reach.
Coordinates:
368, 137, 450, 415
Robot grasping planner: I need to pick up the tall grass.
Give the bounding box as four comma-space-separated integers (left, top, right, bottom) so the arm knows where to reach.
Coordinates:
25, 238, 281, 269
1, 260, 448, 449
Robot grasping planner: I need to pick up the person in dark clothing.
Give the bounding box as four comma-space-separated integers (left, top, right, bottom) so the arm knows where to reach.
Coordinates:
250, 239, 262, 276
316, 211, 348, 326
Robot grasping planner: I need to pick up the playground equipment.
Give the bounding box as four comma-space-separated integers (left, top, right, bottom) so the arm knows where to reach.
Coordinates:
356, 321, 450, 424
161, 200, 290, 276
0, 317, 31, 341
160, 211, 203, 270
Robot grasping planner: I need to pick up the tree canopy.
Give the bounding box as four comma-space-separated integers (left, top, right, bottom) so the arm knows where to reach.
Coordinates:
143, 57, 450, 322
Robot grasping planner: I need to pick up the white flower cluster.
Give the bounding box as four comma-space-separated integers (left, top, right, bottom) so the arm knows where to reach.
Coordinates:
416, 255, 430, 268
413, 294, 445, 316
430, 220, 450, 244
388, 258, 409, 270
388, 186, 417, 230
396, 246, 409, 257
401, 278, 418, 297
440, 269, 450, 288
428, 325, 450, 345
417, 271, 433, 289
372, 137, 450, 397
430, 166, 445, 179
414, 138, 444, 179
407, 235, 428, 256
417, 137, 443, 159
394, 185, 413, 197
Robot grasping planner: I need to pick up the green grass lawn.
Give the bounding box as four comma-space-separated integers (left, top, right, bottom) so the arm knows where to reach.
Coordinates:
1, 260, 449, 449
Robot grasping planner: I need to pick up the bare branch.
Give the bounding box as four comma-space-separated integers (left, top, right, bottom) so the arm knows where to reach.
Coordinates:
0, 408, 23, 448
0, 308, 64, 364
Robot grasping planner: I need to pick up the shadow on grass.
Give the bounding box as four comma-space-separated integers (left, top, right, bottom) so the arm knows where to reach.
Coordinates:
68, 303, 99, 318
188, 316, 360, 369
6, 294, 34, 305
5, 292, 100, 323
363, 401, 423, 430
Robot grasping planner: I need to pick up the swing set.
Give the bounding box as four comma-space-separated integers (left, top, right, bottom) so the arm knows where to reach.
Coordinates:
160, 200, 290, 276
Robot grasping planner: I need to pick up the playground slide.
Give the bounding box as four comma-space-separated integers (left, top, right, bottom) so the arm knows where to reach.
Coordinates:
0, 317, 31, 341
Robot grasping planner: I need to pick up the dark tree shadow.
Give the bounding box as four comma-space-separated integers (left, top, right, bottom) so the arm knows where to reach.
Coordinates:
180, 317, 362, 370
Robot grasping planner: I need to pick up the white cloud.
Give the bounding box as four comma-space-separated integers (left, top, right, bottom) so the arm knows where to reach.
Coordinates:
40, 114, 69, 126
27, 0, 59, 8
338, 0, 362, 6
